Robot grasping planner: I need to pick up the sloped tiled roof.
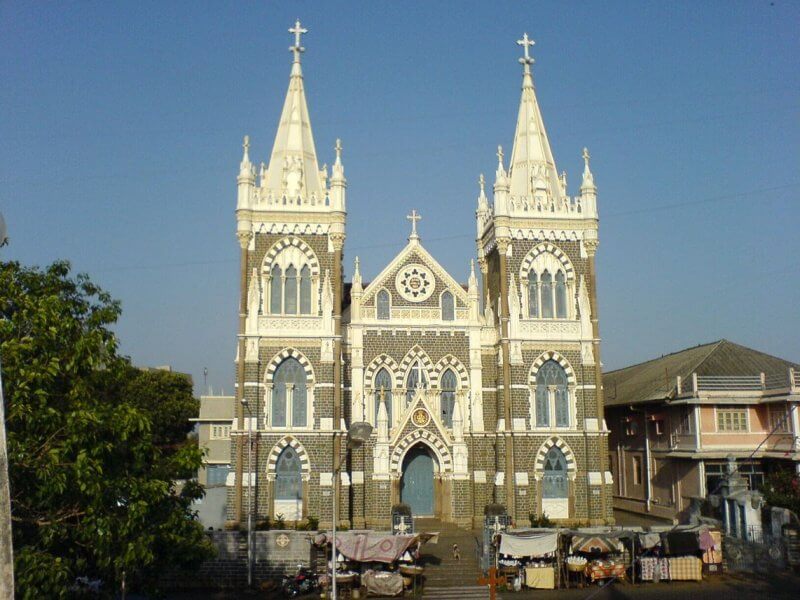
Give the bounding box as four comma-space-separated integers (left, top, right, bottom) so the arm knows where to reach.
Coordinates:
604, 340, 798, 407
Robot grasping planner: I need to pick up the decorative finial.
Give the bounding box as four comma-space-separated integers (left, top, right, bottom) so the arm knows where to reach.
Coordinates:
582, 147, 591, 167
470, 259, 476, 279
479, 173, 485, 194
496, 145, 504, 169
335, 138, 343, 164
517, 32, 535, 74
242, 135, 250, 161
354, 256, 360, 276
289, 19, 308, 63
406, 209, 422, 241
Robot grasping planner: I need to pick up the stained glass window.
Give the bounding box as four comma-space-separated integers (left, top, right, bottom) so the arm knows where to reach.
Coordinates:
270, 264, 282, 314
541, 271, 553, 318
536, 360, 569, 428
555, 271, 567, 318
299, 265, 311, 314
377, 289, 390, 320
284, 265, 298, 314
275, 446, 302, 500
440, 369, 457, 427
374, 368, 392, 426
272, 357, 306, 427
528, 273, 539, 318
441, 291, 455, 321
406, 361, 428, 403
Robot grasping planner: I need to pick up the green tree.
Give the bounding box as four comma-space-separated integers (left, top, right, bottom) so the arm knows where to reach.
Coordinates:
1, 261, 213, 598
763, 468, 800, 517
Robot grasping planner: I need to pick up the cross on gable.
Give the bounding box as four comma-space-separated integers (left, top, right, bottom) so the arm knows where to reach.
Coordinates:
407, 209, 421, 240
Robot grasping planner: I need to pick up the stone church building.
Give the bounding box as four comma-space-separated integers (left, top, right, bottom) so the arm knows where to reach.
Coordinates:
227, 23, 613, 529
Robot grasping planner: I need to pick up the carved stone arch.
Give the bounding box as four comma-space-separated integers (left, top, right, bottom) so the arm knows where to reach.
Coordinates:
431, 355, 469, 389
265, 348, 315, 384
390, 430, 453, 474
364, 354, 399, 386
519, 242, 575, 281
528, 351, 576, 386
267, 435, 312, 480
534, 436, 577, 475
397, 346, 435, 389
262, 236, 320, 276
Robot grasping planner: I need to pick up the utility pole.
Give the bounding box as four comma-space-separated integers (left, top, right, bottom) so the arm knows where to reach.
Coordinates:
0, 211, 15, 598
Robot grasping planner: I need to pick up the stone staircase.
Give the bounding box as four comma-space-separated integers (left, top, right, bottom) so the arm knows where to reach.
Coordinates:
414, 519, 494, 599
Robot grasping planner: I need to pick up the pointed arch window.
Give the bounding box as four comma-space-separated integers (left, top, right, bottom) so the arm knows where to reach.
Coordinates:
441, 291, 455, 321
555, 271, 567, 319
270, 264, 283, 314
540, 271, 553, 318
275, 446, 302, 500
406, 360, 428, 404
377, 289, 390, 320
272, 357, 307, 427
300, 265, 312, 315
528, 273, 539, 318
374, 368, 392, 426
440, 369, 457, 427
534, 360, 570, 428
284, 265, 298, 314
542, 446, 568, 499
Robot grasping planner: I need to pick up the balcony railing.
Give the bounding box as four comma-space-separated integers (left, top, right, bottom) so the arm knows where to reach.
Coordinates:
678, 368, 797, 395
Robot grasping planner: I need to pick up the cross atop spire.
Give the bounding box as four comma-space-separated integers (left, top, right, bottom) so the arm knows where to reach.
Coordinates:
517, 32, 535, 74
289, 19, 307, 63
407, 209, 421, 241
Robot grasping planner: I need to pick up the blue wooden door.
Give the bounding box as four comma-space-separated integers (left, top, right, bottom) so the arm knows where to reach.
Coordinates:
401, 446, 434, 516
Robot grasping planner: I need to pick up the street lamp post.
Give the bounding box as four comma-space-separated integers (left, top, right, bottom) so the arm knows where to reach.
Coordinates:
0, 211, 14, 598
331, 421, 373, 600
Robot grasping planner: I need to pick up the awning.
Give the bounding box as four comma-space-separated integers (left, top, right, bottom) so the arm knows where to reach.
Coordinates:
314, 531, 438, 564
499, 532, 559, 558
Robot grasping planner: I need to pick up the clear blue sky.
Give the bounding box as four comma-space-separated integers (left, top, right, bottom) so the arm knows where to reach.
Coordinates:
1, 1, 798, 394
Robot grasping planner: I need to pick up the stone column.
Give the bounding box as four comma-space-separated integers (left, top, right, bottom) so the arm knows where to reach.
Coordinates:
584, 233, 608, 521
233, 230, 252, 525
496, 238, 516, 519
330, 232, 345, 525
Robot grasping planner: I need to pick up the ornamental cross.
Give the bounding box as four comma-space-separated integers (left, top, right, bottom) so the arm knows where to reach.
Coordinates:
289, 19, 307, 60
517, 32, 535, 68
407, 209, 421, 239
477, 567, 506, 600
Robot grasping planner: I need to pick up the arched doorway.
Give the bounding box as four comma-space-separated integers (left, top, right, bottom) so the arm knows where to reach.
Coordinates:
541, 446, 569, 519
401, 444, 436, 516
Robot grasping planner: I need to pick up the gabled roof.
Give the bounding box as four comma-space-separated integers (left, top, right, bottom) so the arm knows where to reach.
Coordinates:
604, 340, 799, 407
360, 238, 469, 306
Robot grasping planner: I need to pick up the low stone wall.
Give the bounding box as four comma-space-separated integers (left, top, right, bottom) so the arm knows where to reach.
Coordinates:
163, 530, 319, 590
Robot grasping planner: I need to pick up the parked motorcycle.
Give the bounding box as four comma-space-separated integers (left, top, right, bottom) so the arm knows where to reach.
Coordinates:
281, 564, 320, 598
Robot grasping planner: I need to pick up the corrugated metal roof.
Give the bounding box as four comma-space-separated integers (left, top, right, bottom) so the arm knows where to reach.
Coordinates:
603, 340, 798, 407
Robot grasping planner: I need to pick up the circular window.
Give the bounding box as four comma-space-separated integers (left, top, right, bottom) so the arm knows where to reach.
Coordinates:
395, 264, 435, 302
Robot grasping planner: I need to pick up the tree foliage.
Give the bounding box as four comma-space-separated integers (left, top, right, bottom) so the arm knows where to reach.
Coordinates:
763, 468, 800, 518
1, 261, 213, 598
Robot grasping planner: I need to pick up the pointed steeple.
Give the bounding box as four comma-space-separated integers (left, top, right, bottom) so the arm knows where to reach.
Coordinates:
260, 20, 325, 201
580, 147, 597, 218
237, 135, 255, 210
507, 33, 562, 202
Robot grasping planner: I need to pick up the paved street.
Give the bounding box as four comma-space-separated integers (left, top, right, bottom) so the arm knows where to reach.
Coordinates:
166, 571, 800, 599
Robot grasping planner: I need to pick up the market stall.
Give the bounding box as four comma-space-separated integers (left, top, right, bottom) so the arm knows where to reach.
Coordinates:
567, 532, 632, 585
314, 530, 438, 597
496, 530, 560, 590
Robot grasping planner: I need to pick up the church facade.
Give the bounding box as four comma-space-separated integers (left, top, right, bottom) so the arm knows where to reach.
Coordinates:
227, 23, 613, 528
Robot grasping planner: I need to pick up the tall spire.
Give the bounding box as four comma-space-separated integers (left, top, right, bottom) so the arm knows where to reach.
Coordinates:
260, 19, 324, 200
507, 34, 562, 202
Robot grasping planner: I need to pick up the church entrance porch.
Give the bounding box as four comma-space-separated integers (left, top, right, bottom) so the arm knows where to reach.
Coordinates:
401, 443, 436, 517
